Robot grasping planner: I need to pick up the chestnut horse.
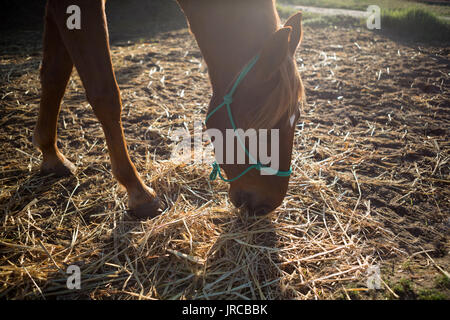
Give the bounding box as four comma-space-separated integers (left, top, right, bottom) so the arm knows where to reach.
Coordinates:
33, 0, 304, 218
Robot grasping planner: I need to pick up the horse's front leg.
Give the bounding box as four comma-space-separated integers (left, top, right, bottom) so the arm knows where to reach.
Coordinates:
33, 2, 76, 177
42, 0, 160, 218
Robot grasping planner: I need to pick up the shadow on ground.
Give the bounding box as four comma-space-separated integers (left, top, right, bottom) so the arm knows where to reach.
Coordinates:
0, 0, 187, 57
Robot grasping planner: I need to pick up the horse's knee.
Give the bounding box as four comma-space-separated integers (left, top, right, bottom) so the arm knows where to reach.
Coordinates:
40, 50, 72, 90
40, 65, 62, 90
86, 88, 122, 124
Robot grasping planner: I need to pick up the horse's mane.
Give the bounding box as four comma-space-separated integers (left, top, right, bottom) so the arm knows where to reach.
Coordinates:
248, 55, 304, 130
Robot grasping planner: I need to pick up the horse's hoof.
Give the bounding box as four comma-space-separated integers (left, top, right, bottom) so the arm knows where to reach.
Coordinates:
40, 156, 76, 177
129, 197, 162, 219
128, 186, 162, 219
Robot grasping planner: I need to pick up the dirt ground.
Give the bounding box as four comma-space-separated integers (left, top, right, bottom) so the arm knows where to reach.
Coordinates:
0, 23, 448, 299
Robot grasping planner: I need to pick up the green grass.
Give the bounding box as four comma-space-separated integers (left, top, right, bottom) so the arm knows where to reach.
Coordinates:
277, 3, 316, 19
277, 3, 361, 27
392, 278, 416, 299
381, 7, 450, 42
389, 277, 449, 300
279, 0, 450, 17
417, 289, 447, 300
278, 3, 450, 43
435, 274, 450, 289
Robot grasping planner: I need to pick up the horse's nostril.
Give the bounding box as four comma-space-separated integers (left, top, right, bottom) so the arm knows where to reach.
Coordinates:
231, 191, 244, 208
231, 190, 253, 210
253, 205, 273, 216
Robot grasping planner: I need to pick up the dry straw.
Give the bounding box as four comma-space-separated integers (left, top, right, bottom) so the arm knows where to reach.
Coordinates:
1, 25, 448, 299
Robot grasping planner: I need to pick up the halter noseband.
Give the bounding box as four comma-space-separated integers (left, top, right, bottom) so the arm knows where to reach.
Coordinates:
204, 54, 293, 183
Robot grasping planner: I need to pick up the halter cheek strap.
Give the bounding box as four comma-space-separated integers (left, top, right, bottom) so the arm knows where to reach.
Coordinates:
205, 54, 293, 183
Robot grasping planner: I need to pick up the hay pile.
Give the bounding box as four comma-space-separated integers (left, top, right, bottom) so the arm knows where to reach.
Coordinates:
0, 24, 448, 299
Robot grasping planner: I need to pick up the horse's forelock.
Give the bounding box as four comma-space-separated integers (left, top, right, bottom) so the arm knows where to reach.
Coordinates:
248, 57, 304, 129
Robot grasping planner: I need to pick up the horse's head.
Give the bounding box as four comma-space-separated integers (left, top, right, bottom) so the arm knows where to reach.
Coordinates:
206, 13, 304, 216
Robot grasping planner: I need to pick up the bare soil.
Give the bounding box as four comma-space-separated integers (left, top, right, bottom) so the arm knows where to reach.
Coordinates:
0, 24, 448, 299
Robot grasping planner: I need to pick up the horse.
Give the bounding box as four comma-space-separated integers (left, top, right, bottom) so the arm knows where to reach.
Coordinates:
33, 0, 304, 218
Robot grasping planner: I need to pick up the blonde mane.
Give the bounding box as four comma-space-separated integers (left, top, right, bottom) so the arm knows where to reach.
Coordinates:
247, 55, 304, 130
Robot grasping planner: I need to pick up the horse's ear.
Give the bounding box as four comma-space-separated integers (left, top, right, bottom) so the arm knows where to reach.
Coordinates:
284, 12, 303, 56
254, 27, 292, 81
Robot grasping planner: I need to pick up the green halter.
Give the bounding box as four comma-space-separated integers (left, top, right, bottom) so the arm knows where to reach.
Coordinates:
205, 54, 293, 183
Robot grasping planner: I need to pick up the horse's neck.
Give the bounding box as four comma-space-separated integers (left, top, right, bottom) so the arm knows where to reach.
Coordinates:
180, 0, 279, 95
